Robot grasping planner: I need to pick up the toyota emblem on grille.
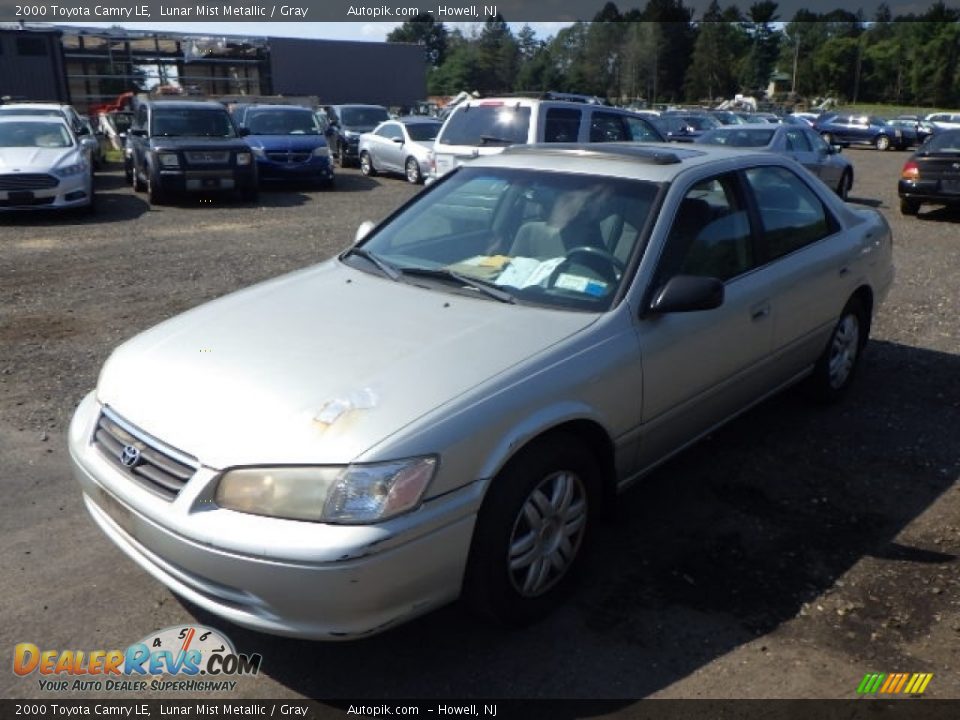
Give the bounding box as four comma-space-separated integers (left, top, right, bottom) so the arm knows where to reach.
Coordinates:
120, 445, 142, 467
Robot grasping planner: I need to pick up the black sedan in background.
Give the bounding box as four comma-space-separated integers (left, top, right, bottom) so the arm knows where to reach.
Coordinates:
898, 129, 960, 215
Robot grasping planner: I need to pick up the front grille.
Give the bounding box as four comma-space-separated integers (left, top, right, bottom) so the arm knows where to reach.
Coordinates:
0, 196, 54, 207
0, 173, 59, 190
184, 151, 230, 165
92, 409, 198, 500
266, 152, 311, 163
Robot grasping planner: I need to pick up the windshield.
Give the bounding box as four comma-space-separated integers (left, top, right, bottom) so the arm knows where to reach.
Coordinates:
437, 105, 531, 146
0, 108, 63, 118
678, 115, 720, 131
922, 130, 960, 153
340, 107, 390, 127
0, 120, 73, 148
699, 128, 776, 147
350, 166, 660, 312
245, 109, 320, 135
151, 108, 236, 137
405, 123, 441, 141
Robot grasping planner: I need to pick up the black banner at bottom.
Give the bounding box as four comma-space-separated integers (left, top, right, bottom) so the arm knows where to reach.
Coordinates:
3, 700, 960, 720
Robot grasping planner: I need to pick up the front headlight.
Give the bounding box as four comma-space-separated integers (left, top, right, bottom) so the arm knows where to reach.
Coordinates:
250, 146, 266, 158
54, 160, 88, 178
215, 456, 437, 524
313, 146, 330, 158
236, 152, 252, 166
158, 152, 179, 168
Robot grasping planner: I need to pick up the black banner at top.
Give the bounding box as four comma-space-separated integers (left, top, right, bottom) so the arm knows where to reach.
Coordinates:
0, 0, 959, 24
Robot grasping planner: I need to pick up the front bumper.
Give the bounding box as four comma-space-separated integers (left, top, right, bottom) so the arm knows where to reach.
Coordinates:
156, 165, 257, 194
0, 172, 91, 210
255, 156, 334, 182
68, 392, 482, 639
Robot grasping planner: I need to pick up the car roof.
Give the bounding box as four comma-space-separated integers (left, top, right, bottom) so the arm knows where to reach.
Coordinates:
245, 104, 312, 112
469, 142, 775, 183
146, 100, 227, 110
0, 114, 69, 124
0, 102, 70, 110
395, 116, 442, 123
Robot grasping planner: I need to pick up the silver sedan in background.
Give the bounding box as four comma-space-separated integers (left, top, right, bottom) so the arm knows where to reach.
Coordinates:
359, 117, 442, 184
696, 123, 854, 199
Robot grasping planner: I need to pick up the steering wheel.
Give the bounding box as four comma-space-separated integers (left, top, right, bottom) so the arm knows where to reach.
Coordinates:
549, 245, 626, 288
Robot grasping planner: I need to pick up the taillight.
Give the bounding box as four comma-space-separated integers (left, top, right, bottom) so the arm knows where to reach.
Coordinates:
901, 160, 919, 180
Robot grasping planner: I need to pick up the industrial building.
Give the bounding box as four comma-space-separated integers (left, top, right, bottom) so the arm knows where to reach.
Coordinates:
0, 24, 426, 113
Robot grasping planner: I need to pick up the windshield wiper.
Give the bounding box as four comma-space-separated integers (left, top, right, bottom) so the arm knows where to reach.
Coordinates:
343, 247, 401, 280
479, 135, 516, 146
399, 267, 516, 303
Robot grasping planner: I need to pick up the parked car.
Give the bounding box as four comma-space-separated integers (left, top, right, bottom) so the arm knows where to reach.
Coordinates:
323, 104, 391, 167
79, 116, 105, 170
663, 112, 722, 139
696, 123, 854, 198
890, 116, 936, 146
814, 113, 907, 151
359, 116, 442, 184
744, 112, 780, 123
0, 102, 100, 168
69, 142, 893, 639
708, 110, 748, 126
790, 112, 820, 126
898, 129, 960, 215
0, 115, 95, 212
127, 99, 258, 205
647, 114, 701, 142
430, 97, 665, 180
237, 105, 334, 188
925, 112, 960, 132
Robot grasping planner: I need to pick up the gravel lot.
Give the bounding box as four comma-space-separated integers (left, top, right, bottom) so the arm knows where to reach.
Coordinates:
1, 149, 958, 703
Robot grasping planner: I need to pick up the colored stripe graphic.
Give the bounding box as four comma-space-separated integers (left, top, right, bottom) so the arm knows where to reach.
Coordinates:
858, 672, 933, 695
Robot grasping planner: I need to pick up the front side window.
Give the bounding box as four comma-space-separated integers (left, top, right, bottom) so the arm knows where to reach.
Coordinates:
656, 174, 754, 284
784, 129, 811, 152
625, 116, 662, 142
350, 167, 661, 311
744, 166, 835, 261
590, 112, 629, 142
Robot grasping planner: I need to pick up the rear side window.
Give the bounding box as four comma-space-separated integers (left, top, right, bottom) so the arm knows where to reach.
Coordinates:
589, 112, 629, 142
543, 108, 581, 143
745, 166, 835, 261
784, 129, 811, 151
437, 105, 531, 147
625, 116, 661, 142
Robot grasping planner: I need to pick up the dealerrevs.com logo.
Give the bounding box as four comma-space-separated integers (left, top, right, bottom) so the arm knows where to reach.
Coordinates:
13, 625, 262, 692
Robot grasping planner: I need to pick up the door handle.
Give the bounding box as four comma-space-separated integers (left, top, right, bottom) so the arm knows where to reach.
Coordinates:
750, 302, 770, 321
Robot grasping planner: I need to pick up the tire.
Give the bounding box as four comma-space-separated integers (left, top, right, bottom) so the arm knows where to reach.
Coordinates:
836, 170, 851, 200
336, 142, 349, 168
464, 434, 600, 626
875, 134, 891, 151
132, 164, 146, 192
405, 156, 422, 184
900, 198, 920, 216
359, 151, 377, 177
807, 297, 869, 403
146, 168, 165, 205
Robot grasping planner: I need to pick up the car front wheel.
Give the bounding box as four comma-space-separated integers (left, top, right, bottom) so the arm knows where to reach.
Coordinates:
405, 156, 422, 184
836, 170, 852, 200
464, 435, 599, 626
875, 134, 891, 151
359, 151, 377, 176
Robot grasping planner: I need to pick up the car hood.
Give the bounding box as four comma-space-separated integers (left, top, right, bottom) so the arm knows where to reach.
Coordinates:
97, 261, 597, 468
246, 134, 327, 151
149, 137, 250, 151
0, 146, 78, 170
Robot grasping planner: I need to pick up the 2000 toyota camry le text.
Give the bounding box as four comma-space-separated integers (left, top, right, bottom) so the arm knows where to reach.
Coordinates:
69, 144, 894, 639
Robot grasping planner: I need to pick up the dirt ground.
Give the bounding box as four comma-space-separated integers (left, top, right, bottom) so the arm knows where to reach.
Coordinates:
1, 150, 958, 706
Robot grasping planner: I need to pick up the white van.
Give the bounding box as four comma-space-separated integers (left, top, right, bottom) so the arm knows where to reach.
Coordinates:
429, 97, 665, 180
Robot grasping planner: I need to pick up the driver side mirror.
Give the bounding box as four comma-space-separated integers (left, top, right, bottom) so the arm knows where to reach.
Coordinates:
648, 275, 724, 314
354, 220, 376, 244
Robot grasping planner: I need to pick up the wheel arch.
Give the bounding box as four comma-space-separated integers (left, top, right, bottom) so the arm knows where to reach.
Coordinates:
849, 284, 874, 340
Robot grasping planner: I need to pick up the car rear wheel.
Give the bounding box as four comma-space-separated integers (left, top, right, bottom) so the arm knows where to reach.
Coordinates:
464, 434, 599, 626
405, 156, 422, 184
359, 151, 377, 177
132, 165, 146, 192
836, 170, 852, 200
336, 142, 350, 168
900, 198, 920, 215
875, 134, 891, 151
807, 296, 868, 403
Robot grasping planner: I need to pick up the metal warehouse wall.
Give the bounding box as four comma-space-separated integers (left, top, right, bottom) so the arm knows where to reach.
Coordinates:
267, 38, 425, 106
0, 30, 69, 104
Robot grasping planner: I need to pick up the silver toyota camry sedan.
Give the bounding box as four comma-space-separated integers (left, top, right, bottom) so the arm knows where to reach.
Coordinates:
70, 144, 894, 639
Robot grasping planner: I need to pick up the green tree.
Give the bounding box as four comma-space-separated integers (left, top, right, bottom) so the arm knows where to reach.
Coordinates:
740, 1, 781, 95
386, 12, 448, 67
